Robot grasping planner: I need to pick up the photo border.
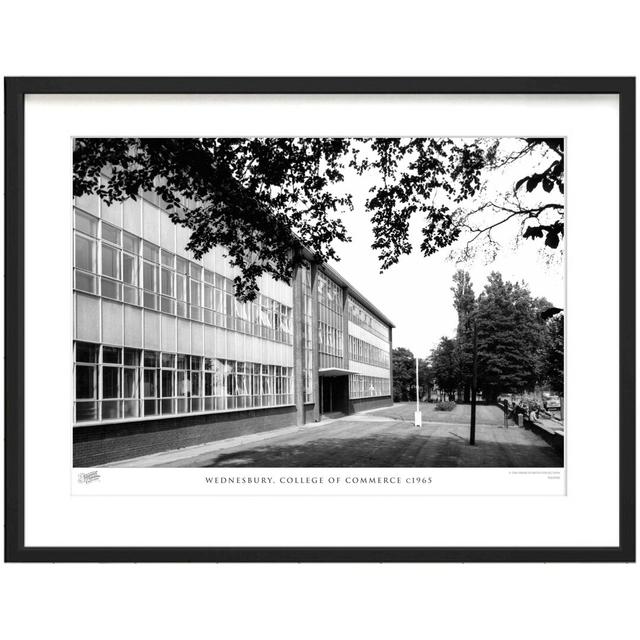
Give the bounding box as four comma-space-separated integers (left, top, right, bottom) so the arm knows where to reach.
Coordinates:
4, 76, 635, 562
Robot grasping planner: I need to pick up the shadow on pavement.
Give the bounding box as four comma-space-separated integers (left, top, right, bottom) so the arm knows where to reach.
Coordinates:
173, 429, 563, 468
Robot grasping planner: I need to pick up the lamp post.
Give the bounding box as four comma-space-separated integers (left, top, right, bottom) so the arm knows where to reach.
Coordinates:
414, 355, 422, 427
469, 316, 478, 446
461, 274, 478, 445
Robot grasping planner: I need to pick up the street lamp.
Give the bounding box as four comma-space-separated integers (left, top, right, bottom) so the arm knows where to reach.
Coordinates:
461, 274, 478, 445
469, 316, 478, 446
414, 355, 422, 427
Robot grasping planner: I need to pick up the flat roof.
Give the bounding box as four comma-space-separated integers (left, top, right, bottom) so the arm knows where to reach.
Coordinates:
318, 367, 359, 377
297, 241, 394, 328
321, 262, 395, 329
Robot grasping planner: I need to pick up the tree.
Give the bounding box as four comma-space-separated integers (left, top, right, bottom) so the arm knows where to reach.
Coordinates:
350, 137, 564, 264
74, 137, 564, 301
392, 348, 431, 402
450, 138, 565, 260
430, 337, 460, 400
74, 138, 352, 301
451, 270, 476, 401
428, 271, 561, 403
474, 273, 550, 402
541, 313, 564, 394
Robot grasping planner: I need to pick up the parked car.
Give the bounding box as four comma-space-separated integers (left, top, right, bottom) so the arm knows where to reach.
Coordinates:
544, 395, 561, 411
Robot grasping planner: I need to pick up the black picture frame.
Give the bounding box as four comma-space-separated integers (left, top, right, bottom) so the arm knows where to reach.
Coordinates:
4, 76, 636, 563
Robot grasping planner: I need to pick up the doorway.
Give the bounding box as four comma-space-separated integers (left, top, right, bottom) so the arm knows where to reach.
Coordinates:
319, 375, 348, 418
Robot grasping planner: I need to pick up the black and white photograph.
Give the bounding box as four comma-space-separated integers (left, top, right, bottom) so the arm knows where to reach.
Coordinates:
72, 136, 565, 471
2, 2, 638, 636
4, 74, 634, 567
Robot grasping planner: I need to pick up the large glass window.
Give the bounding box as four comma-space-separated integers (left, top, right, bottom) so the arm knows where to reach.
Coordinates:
73, 191, 299, 423
143, 350, 160, 416
76, 366, 95, 398
102, 366, 121, 419
74, 342, 294, 423
123, 253, 137, 285
123, 358, 139, 418
75, 342, 98, 421
143, 261, 158, 309
143, 262, 156, 290
318, 273, 344, 369
74, 344, 144, 422
122, 251, 138, 304
143, 241, 159, 263
74, 232, 98, 294
123, 232, 139, 254
348, 296, 390, 342
74, 209, 98, 237
76, 342, 98, 363
348, 335, 390, 368
74, 208, 293, 343
102, 222, 121, 246
161, 250, 175, 268
161, 353, 175, 415
302, 264, 313, 403
189, 277, 202, 321
161, 267, 174, 296
177, 354, 190, 413
348, 374, 391, 399
75, 235, 96, 272
191, 356, 202, 412
101, 244, 120, 279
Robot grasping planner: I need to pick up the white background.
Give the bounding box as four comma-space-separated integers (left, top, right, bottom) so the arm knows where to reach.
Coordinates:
26, 94, 605, 546
1, 2, 638, 640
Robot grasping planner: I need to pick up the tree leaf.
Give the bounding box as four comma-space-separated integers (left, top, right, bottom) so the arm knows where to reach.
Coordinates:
545, 231, 560, 249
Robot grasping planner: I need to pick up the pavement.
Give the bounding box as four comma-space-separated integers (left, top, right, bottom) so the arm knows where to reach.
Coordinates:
106, 402, 564, 468
533, 415, 565, 436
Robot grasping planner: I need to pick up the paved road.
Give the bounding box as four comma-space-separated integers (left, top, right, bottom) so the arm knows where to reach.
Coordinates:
152, 402, 562, 468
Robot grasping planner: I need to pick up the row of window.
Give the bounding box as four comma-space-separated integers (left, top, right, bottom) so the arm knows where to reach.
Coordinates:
73, 180, 198, 221
74, 208, 293, 344
317, 273, 345, 371
348, 296, 389, 342
301, 264, 314, 403
74, 342, 293, 423
317, 272, 344, 313
348, 335, 390, 368
318, 322, 344, 358
349, 375, 391, 399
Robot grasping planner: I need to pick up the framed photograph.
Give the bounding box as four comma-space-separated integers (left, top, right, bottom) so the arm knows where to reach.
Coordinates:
5, 77, 635, 562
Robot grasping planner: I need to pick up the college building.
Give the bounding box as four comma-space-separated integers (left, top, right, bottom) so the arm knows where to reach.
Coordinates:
73, 188, 394, 466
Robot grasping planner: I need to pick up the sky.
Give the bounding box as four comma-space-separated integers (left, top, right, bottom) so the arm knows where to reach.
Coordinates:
326, 140, 565, 357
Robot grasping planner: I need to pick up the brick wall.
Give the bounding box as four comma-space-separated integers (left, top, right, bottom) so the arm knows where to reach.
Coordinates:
349, 395, 392, 413
303, 403, 317, 424
74, 405, 298, 467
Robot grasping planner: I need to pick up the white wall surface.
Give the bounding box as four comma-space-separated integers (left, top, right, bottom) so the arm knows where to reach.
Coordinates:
74, 293, 294, 366
349, 360, 390, 379
348, 320, 390, 350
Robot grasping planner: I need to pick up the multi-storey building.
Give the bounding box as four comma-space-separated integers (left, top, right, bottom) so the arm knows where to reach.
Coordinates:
73, 187, 394, 466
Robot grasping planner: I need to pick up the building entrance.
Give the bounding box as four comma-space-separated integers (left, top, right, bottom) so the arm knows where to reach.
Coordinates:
319, 375, 349, 419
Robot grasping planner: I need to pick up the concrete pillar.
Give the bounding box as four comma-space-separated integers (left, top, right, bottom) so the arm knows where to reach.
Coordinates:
342, 287, 351, 414
388, 326, 394, 402
311, 263, 320, 422
292, 265, 305, 427
342, 286, 350, 370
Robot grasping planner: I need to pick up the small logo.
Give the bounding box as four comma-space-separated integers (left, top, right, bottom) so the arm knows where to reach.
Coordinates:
78, 470, 101, 484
